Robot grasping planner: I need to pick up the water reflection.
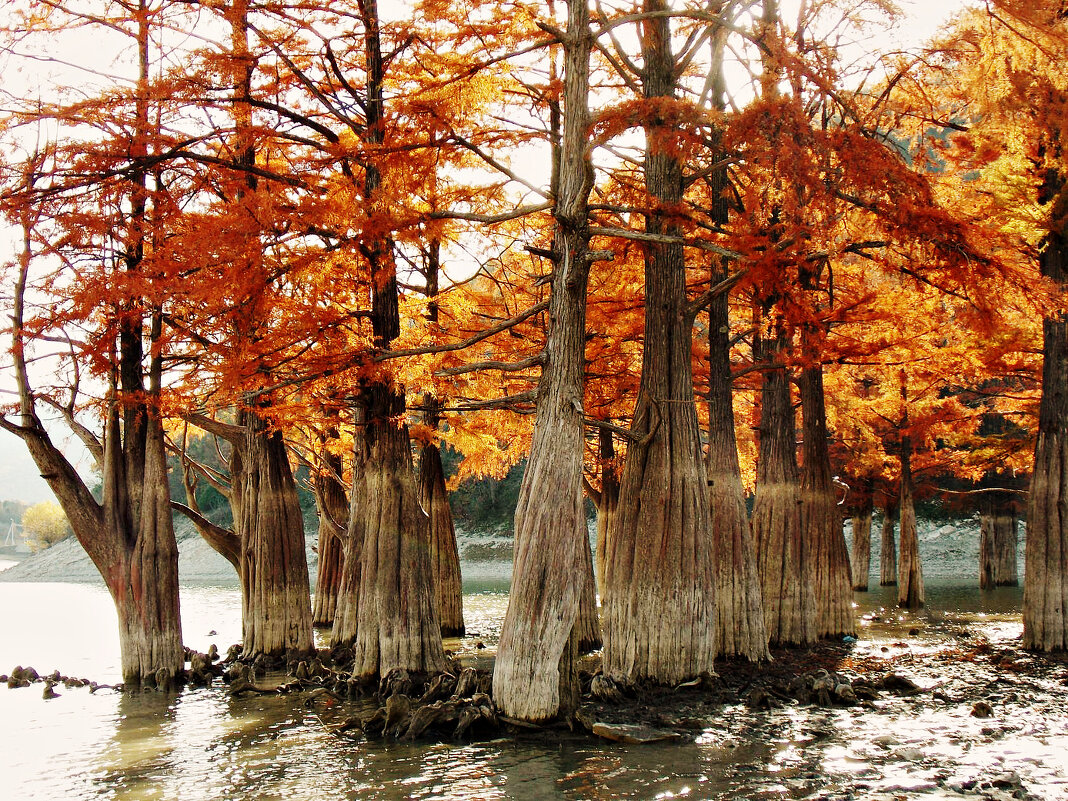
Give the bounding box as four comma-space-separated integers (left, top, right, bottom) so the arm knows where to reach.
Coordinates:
2, 574, 1067, 800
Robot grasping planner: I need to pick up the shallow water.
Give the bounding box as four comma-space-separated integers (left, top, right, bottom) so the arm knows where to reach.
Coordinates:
1, 572, 1066, 800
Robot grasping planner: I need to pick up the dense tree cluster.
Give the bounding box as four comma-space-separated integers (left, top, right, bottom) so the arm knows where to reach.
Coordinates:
1, 0, 1066, 720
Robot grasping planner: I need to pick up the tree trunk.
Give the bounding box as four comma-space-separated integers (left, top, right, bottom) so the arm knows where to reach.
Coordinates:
1024, 227, 1068, 651
314, 524, 344, 627
9, 241, 183, 689
576, 529, 603, 653
349, 388, 446, 677
492, 0, 592, 721
702, 20, 767, 661
418, 236, 465, 639
329, 0, 446, 678
979, 489, 1020, 591
897, 440, 924, 609
850, 495, 873, 592
879, 501, 898, 586
708, 279, 769, 661
994, 511, 1020, 587
331, 404, 368, 647
4, 18, 183, 688
593, 427, 619, 599
601, 0, 717, 684
312, 443, 347, 627
110, 410, 185, 687
752, 322, 814, 647
419, 444, 465, 637
799, 363, 855, 638
237, 410, 314, 657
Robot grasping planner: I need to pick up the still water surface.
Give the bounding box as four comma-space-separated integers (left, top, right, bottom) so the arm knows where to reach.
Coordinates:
1, 564, 1066, 800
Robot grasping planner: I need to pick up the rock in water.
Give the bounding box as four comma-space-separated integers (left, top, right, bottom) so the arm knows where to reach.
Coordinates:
881, 673, 922, 695
590, 723, 682, 745
971, 701, 994, 718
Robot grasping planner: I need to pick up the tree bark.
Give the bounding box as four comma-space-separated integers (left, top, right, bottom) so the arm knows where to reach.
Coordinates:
799, 363, 855, 638
4, 131, 183, 688
879, 501, 898, 586
980, 490, 1019, 590
850, 492, 873, 592
2, 9, 183, 687
348, 389, 446, 677
1024, 225, 1068, 651
995, 512, 1020, 587
419, 444, 465, 637
752, 321, 814, 647
601, 0, 717, 685
593, 427, 619, 599
331, 404, 368, 647
708, 282, 769, 661
702, 19, 768, 661
418, 240, 465, 639
328, 0, 446, 678
108, 407, 185, 687
897, 439, 924, 609
236, 409, 315, 657
313, 441, 347, 627
492, 0, 593, 721
576, 530, 603, 653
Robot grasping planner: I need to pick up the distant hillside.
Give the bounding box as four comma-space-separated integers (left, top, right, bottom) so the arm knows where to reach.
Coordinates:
0, 517, 317, 587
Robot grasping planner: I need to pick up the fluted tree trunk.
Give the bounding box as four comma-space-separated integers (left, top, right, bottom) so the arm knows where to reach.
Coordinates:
314, 518, 344, 626
897, 438, 924, 610
995, 510, 1020, 587
418, 244, 465, 639
849, 486, 874, 591
576, 530, 602, 653
593, 427, 619, 598
702, 15, 768, 661
799, 362, 855, 638
329, 0, 445, 679
174, 409, 314, 657
349, 387, 445, 677
419, 443, 465, 637
236, 410, 315, 657
752, 319, 814, 647
331, 404, 368, 647
749, 0, 813, 648
313, 438, 347, 627
879, 500, 898, 586
602, 0, 717, 684
493, 0, 593, 721
979, 489, 1019, 589
708, 284, 769, 661
1025, 223, 1068, 651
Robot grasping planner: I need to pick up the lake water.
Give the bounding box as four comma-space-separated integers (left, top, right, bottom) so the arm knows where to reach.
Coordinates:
1, 556, 1067, 800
